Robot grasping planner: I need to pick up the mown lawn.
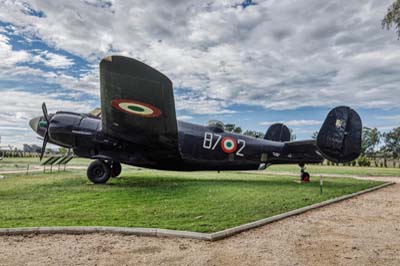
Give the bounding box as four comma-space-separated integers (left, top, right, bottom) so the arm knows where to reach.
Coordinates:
0, 169, 383, 233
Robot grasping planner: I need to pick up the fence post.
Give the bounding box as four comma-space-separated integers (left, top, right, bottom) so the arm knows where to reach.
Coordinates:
320, 175, 323, 195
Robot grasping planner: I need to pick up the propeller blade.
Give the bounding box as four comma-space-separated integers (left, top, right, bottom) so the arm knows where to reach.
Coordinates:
40, 130, 49, 161
42, 102, 49, 122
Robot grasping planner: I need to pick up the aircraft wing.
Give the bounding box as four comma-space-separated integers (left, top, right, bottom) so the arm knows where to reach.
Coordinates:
99, 56, 178, 150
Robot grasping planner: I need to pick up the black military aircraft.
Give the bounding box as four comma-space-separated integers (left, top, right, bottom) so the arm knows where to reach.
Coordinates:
29, 55, 362, 184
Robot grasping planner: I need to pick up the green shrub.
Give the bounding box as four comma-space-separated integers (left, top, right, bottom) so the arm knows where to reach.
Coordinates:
357, 156, 370, 167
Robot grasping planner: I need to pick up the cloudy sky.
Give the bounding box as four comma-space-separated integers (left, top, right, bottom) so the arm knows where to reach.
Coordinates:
0, 0, 399, 148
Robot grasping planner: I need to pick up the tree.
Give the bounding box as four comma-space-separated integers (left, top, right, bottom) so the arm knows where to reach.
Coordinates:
361, 127, 381, 159
382, 0, 400, 38
361, 127, 370, 155
289, 128, 296, 141
31, 144, 41, 153
369, 128, 381, 159
383, 127, 400, 159
23, 144, 32, 153
311, 131, 319, 140
224, 124, 235, 132
59, 147, 68, 156
224, 123, 242, 134
243, 130, 264, 138
233, 127, 242, 134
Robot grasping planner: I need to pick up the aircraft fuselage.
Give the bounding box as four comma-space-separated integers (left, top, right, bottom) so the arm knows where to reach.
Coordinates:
30, 111, 323, 171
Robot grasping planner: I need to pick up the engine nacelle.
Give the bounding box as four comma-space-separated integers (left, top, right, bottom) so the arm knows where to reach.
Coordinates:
317, 106, 362, 163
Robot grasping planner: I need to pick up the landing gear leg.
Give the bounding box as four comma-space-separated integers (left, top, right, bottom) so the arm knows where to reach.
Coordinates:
299, 163, 310, 182
87, 160, 111, 184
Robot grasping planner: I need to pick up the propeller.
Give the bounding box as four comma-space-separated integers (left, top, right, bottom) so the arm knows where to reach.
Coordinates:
40, 102, 50, 161
42, 102, 49, 122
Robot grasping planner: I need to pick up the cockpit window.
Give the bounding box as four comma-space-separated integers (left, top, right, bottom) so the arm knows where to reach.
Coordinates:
207, 120, 225, 133
88, 108, 101, 118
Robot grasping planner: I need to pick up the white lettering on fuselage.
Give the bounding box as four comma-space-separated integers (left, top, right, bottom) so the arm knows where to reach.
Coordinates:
202, 132, 245, 157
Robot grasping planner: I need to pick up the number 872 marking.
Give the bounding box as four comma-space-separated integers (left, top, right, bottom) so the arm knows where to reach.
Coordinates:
202, 132, 245, 157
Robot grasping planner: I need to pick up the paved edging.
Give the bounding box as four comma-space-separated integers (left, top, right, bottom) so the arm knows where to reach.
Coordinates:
0, 226, 212, 240
0, 182, 394, 241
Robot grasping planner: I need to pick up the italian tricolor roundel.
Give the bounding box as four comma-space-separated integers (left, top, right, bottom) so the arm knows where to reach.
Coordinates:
111, 99, 162, 118
221, 137, 237, 154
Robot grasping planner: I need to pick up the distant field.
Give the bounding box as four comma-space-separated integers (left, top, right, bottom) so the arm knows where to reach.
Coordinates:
267, 164, 400, 177
0, 169, 383, 232
0, 157, 91, 170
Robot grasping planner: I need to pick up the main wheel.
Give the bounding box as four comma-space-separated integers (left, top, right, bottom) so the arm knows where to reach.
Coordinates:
110, 161, 122, 177
87, 160, 111, 184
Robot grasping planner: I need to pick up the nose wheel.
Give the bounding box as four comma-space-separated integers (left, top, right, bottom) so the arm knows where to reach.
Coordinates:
87, 160, 111, 184
299, 163, 310, 182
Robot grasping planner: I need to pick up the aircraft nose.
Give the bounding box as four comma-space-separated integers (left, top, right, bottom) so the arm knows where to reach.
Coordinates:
29, 116, 41, 133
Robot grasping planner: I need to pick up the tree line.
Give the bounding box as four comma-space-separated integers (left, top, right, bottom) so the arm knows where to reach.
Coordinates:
359, 127, 400, 167
223, 123, 297, 140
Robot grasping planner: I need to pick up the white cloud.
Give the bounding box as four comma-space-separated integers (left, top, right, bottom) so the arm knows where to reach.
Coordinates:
0, 30, 98, 96
177, 115, 193, 121
377, 114, 400, 122
260, 120, 322, 127
175, 92, 236, 115
33, 51, 75, 69
0, 90, 95, 148
0, 33, 30, 68
0, 0, 399, 121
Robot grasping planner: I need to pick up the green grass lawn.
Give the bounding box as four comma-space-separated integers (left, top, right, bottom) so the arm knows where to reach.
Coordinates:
267, 164, 400, 177
0, 169, 383, 233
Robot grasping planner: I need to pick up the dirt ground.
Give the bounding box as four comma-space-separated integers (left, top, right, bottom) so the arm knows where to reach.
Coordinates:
0, 177, 399, 266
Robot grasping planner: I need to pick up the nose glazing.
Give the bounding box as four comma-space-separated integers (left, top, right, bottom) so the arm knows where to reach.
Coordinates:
29, 116, 41, 133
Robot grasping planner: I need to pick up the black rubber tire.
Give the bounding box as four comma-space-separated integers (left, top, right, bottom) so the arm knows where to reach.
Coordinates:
110, 161, 122, 178
301, 172, 310, 182
87, 160, 111, 184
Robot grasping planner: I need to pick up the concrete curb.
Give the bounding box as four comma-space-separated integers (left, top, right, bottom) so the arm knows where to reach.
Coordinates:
0, 182, 394, 241
0, 226, 212, 241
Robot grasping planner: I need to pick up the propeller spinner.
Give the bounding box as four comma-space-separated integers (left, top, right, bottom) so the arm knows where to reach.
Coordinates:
29, 103, 50, 161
